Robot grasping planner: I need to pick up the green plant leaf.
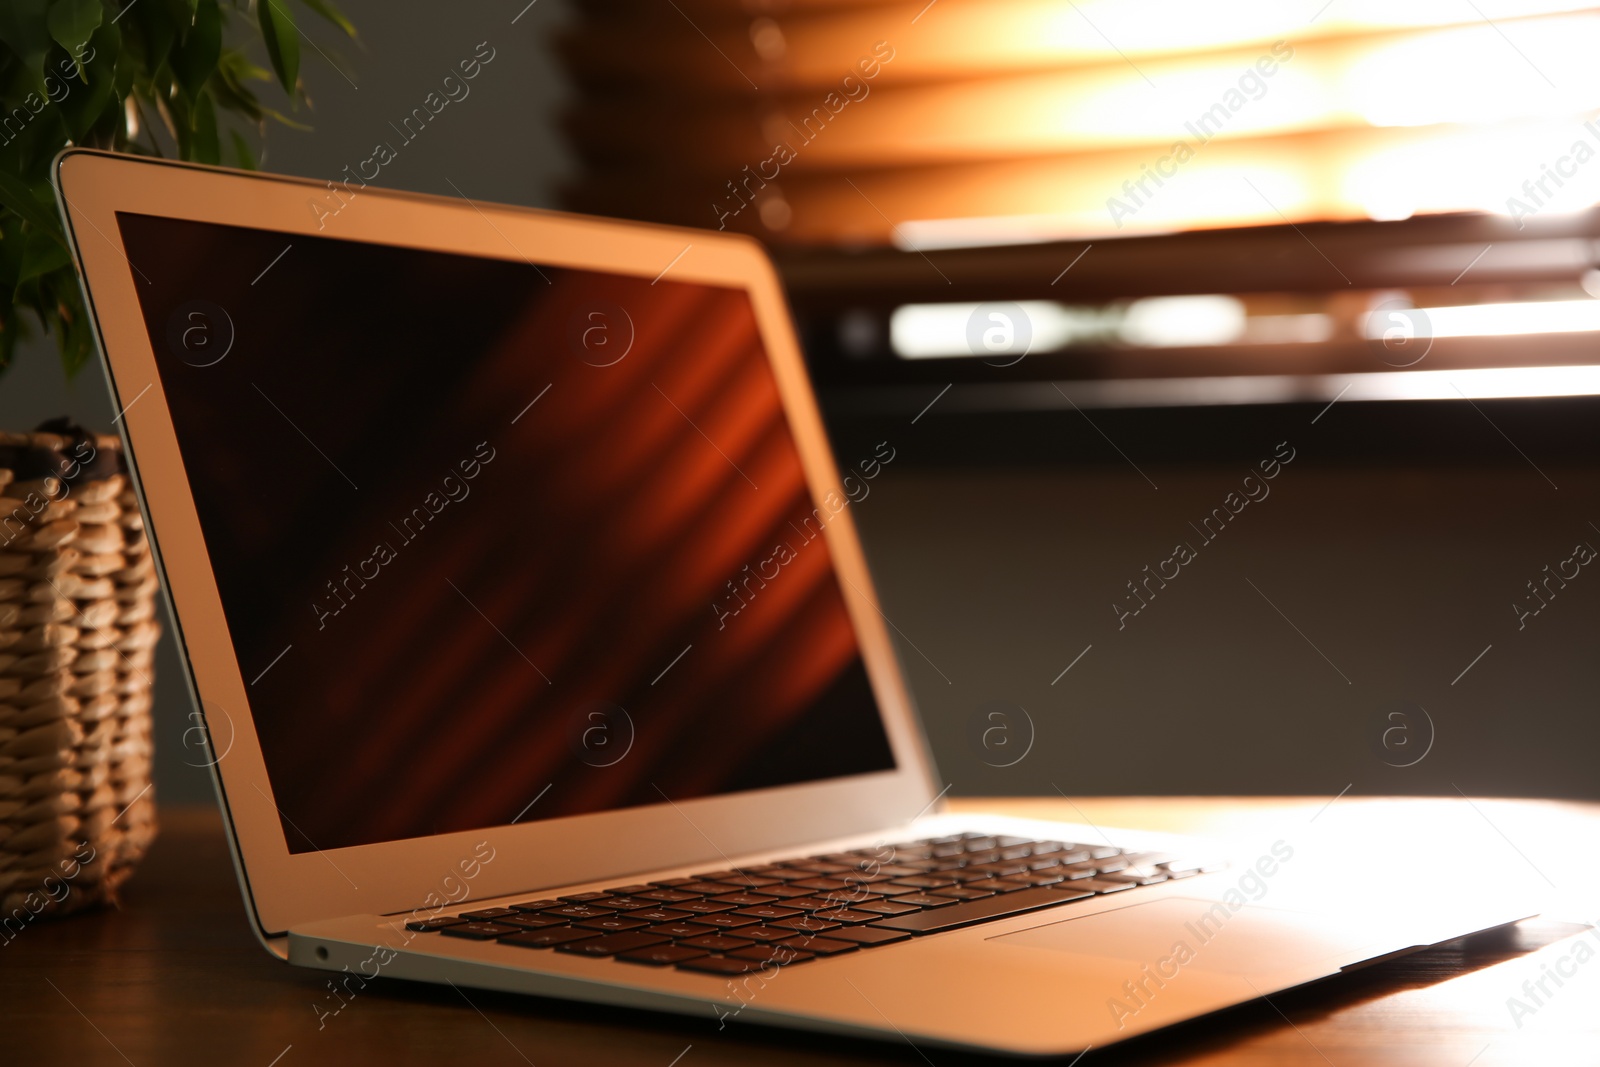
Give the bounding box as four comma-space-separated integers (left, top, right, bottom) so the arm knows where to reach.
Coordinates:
190, 89, 218, 163
229, 128, 257, 169
58, 280, 93, 378
56, 20, 121, 142
170, 0, 220, 100
213, 49, 268, 123
257, 0, 300, 95
46, 0, 102, 78
132, 0, 178, 74
17, 224, 72, 284
0, 0, 56, 91
297, 0, 354, 39
165, 87, 192, 157
0, 170, 66, 248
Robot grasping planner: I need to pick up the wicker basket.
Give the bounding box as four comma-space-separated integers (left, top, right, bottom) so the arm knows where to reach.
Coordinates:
0, 423, 159, 924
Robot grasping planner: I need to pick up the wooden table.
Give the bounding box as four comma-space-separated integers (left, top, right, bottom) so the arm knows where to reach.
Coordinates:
7, 798, 1598, 1066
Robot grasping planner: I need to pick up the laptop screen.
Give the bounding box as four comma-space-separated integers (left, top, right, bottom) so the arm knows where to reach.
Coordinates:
114, 212, 897, 853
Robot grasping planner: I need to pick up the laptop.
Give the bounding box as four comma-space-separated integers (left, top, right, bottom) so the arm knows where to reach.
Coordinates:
54, 149, 1537, 1057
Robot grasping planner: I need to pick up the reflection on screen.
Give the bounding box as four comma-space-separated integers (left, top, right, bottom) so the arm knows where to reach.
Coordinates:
116, 212, 896, 852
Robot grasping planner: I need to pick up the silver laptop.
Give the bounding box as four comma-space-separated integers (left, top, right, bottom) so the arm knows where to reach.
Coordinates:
55, 149, 1537, 1057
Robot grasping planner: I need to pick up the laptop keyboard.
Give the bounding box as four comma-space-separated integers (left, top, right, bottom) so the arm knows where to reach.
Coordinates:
404, 833, 1219, 975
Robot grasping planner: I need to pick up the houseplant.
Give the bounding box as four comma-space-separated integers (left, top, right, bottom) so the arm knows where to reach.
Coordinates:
0, 0, 353, 921
0, 0, 356, 377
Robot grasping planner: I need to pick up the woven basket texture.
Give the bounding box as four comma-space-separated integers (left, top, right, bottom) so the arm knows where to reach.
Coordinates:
0, 427, 159, 924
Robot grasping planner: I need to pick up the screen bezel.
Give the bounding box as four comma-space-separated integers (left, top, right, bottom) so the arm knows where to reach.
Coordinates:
55, 150, 941, 937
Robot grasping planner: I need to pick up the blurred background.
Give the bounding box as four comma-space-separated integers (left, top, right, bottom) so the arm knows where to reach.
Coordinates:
7, 0, 1598, 804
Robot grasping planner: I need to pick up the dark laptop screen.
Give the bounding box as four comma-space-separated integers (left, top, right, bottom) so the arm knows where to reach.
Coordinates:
114, 212, 897, 852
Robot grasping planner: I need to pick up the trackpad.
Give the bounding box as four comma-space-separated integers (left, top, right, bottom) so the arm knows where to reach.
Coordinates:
992, 897, 1373, 975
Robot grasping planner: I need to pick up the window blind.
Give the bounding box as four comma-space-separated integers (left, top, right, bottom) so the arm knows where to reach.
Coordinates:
559, 1, 1600, 246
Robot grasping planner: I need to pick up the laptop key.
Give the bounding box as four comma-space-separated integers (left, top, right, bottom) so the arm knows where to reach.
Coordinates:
824, 926, 912, 947
759, 885, 817, 899
674, 900, 736, 915
964, 878, 1032, 894
629, 908, 692, 923
543, 903, 617, 920
575, 916, 650, 932
1017, 870, 1067, 886
708, 892, 777, 907
558, 892, 611, 903
595, 897, 656, 910
634, 889, 700, 903
677, 882, 734, 896
461, 907, 522, 921
849, 900, 922, 917
646, 922, 718, 939
675, 956, 765, 975
965, 862, 1030, 878
788, 878, 849, 891
692, 913, 761, 930
794, 861, 854, 874
770, 916, 840, 933
728, 945, 814, 965
498, 914, 572, 931
814, 888, 881, 905
842, 872, 896, 885
741, 865, 794, 878
717, 875, 783, 889
498, 927, 598, 949
510, 899, 563, 912
731, 905, 801, 920
870, 886, 1097, 934
680, 934, 755, 952
1099, 869, 1170, 887
405, 916, 468, 932
616, 944, 709, 967
779, 897, 847, 912
811, 909, 881, 925
890, 875, 956, 889
1068, 878, 1135, 894
736, 926, 796, 943
779, 935, 857, 956
440, 922, 523, 940
889, 894, 958, 909
556, 931, 670, 957
868, 865, 927, 878
930, 886, 993, 900
604, 884, 656, 895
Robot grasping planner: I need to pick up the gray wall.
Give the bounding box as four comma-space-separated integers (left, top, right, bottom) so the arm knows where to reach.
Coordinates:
848, 459, 1600, 802
1, 0, 572, 805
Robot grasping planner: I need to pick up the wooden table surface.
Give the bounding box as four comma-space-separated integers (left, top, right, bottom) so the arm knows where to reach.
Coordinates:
6, 797, 1599, 1066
